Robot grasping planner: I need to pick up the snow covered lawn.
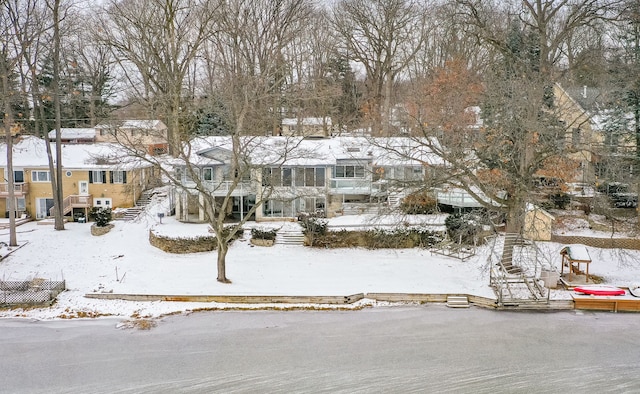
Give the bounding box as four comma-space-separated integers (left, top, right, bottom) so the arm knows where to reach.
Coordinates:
1, 211, 639, 320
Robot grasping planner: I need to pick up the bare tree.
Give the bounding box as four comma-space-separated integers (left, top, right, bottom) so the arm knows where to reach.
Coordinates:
1, 0, 55, 241
455, 0, 622, 80
98, 0, 218, 154
330, 0, 430, 136
0, 2, 21, 246
198, 0, 313, 282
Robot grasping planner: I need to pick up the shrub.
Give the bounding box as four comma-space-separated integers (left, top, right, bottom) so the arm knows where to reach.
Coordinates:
549, 193, 571, 209
309, 227, 443, 249
251, 227, 277, 241
444, 212, 483, 245
300, 217, 328, 236
400, 191, 438, 214
217, 224, 244, 241
89, 207, 112, 227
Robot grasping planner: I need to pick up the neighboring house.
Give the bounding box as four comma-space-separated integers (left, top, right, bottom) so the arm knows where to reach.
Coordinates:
47, 128, 96, 144
94, 120, 169, 155
171, 136, 446, 223
557, 84, 638, 188
0, 136, 157, 220
280, 117, 334, 138
553, 83, 603, 186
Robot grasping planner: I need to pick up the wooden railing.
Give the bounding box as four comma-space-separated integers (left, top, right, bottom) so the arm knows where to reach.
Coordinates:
0, 183, 29, 196
49, 195, 92, 216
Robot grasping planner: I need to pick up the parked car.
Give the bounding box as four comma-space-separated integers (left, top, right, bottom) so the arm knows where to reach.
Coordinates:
611, 192, 638, 208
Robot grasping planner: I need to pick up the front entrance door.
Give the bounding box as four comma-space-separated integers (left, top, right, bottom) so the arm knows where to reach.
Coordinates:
79, 181, 89, 195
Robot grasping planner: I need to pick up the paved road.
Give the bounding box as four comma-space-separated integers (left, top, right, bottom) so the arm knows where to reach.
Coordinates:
1, 306, 640, 393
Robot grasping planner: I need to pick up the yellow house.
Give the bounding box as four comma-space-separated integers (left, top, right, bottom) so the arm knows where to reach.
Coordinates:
553, 84, 605, 185
94, 119, 169, 156
0, 136, 157, 220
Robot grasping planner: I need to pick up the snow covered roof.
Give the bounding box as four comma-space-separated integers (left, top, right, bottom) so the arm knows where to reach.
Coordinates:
95, 120, 166, 130
282, 117, 332, 126
0, 136, 153, 170
47, 128, 96, 140
180, 136, 445, 167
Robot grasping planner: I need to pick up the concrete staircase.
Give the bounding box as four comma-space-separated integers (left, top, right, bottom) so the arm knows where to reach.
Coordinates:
275, 226, 305, 246
120, 191, 154, 221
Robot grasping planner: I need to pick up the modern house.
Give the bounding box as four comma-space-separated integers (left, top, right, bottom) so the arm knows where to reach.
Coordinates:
94, 120, 169, 155
0, 136, 157, 220
171, 136, 448, 222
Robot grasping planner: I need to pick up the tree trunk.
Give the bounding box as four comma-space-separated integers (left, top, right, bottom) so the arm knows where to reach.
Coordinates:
52, 0, 65, 230
216, 240, 230, 283
1, 59, 18, 246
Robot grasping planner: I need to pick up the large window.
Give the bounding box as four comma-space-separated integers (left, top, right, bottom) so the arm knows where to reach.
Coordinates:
111, 170, 127, 184
89, 170, 107, 184
31, 170, 50, 182
300, 167, 325, 187
4, 170, 24, 183
264, 167, 325, 187
335, 165, 365, 178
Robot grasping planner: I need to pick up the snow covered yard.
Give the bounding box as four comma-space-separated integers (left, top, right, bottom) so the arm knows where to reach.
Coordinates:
0, 211, 639, 320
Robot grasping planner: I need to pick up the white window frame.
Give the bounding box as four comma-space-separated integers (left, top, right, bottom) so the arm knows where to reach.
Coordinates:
203, 167, 213, 182
91, 170, 105, 184
31, 170, 50, 182
93, 198, 112, 208
112, 170, 125, 184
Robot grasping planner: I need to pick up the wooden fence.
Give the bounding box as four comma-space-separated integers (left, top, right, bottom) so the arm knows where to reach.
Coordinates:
551, 235, 640, 250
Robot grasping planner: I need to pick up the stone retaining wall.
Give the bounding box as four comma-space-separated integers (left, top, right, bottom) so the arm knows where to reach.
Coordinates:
149, 230, 216, 253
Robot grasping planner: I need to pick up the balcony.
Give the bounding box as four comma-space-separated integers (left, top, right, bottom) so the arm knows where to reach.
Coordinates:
330, 178, 372, 195
0, 183, 29, 197
199, 180, 254, 196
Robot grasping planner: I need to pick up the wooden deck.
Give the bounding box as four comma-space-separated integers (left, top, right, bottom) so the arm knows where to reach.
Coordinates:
572, 292, 640, 312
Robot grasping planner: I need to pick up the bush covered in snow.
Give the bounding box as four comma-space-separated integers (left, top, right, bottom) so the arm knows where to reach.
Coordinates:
89, 207, 112, 227
251, 227, 277, 241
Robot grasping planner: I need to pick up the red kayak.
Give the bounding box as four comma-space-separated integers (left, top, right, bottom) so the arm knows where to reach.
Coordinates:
574, 286, 626, 296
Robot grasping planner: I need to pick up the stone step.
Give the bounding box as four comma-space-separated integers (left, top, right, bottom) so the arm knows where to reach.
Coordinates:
446, 296, 470, 308
276, 231, 305, 245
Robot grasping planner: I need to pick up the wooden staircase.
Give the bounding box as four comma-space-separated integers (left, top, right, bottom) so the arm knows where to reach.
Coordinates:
488, 233, 549, 307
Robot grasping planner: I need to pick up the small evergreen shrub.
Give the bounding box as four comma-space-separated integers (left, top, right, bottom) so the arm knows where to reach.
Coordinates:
444, 212, 483, 245
90, 207, 112, 227
549, 193, 571, 209
251, 227, 278, 241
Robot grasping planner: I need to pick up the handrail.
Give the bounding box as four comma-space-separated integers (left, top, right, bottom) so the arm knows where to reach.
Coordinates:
0, 182, 29, 194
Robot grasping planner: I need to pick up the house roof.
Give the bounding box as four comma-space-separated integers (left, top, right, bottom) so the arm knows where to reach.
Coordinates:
95, 120, 166, 130
561, 85, 613, 113
178, 136, 446, 168
0, 136, 152, 170
282, 117, 332, 126
47, 128, 96, 140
